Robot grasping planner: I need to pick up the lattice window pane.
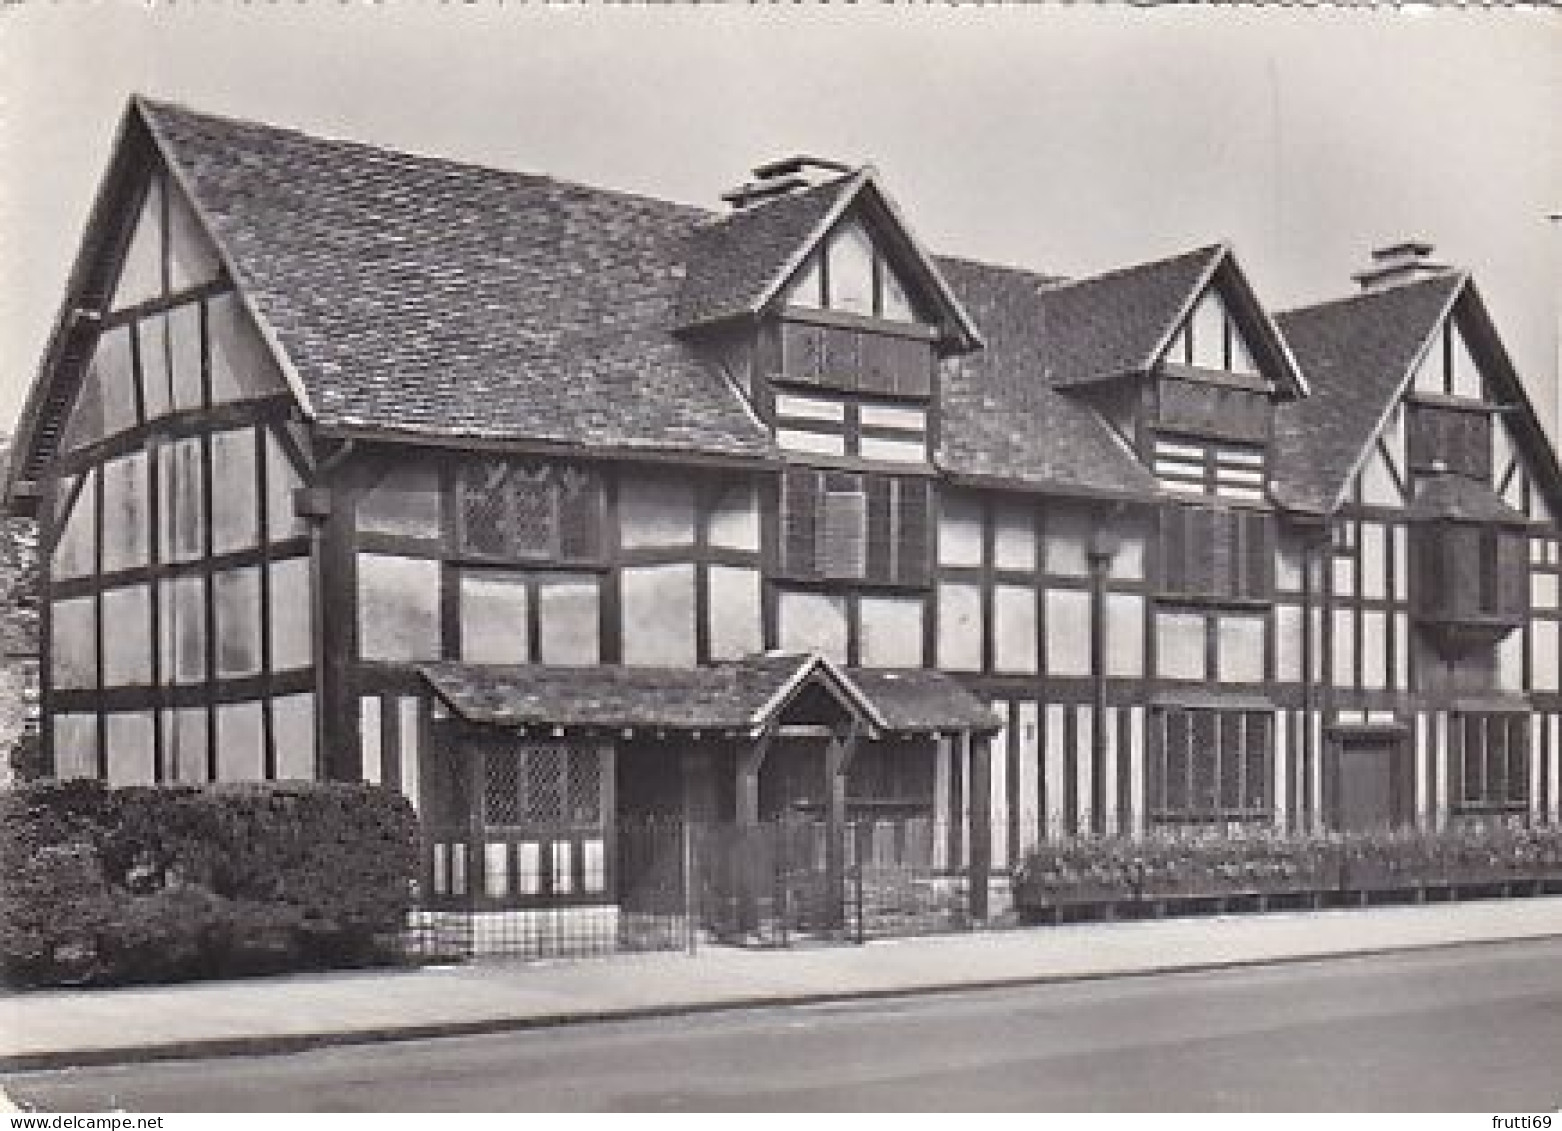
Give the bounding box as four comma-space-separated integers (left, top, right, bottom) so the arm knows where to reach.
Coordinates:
509, 468, 559, 559
525, 745, 566, 823
566, 749, 602, 824
462, 464, 512, 558
484, 747, 522, 825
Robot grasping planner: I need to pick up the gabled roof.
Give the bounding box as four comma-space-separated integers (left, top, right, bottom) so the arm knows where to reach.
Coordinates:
675, 174, 864, 328
1406, 474, 1531, 527
421, 654, 999, 737
1272, 274, 1465, 513
1020, 242, 1306, 397
136, 99, 774, 463
846, 669, 1003, 733
1020, 244, 1223, 388
1272, 271, 1562, 518
935, 255, 1160, 499
676, 168, 984, 352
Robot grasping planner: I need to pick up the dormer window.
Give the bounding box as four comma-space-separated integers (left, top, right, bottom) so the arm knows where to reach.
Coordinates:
785, 219, 919, 325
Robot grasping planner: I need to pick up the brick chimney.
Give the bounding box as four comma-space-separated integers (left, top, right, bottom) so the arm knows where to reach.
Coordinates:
1352, 240, 1448, 291
720, 156, 853, 210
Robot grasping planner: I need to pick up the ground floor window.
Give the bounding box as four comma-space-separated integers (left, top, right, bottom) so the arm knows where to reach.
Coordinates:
1149, 707, 1272, 826
482, 742, 607, 828
1453, 713, 1529, 815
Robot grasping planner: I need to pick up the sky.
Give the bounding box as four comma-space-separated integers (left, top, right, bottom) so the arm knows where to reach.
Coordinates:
1, 3, 1558, 438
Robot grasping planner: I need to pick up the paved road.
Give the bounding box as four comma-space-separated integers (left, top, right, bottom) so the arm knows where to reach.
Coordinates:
7, 938, 1562, 1112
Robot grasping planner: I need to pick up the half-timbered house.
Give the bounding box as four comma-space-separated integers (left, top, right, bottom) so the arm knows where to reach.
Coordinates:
7, 99, 1560, 933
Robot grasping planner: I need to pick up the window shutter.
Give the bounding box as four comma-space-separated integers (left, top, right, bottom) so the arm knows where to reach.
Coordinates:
781, 467, 820, 577
865, 475, 894, 582
1241, 512, 1273, 599
1160, 506, 1187, 594
822, 326, 862, 392
558, 469, 603, 561
817, 486, 867, 579
895, 478, 932, 586
1495, 529, 1529, 616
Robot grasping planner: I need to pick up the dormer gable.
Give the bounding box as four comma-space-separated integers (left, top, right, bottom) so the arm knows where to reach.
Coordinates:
1152, 247, 1307, 399
676, 161, 983, 356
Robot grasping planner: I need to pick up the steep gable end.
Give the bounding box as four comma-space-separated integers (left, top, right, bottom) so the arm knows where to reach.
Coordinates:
679, 168, 982, 354
4, 100, 302, 514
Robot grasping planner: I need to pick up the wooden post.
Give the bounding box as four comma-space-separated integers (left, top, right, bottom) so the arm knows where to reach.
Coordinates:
823, 725, 857, 932
734, 732, 773, 935
968, 732, 992, 924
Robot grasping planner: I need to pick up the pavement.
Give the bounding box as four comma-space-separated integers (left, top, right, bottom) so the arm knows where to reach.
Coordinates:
3, 895, 1562, 1074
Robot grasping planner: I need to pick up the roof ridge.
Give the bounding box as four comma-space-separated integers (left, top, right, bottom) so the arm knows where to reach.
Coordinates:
1035, 241, 1226, 297
1275, 268, 1466, 322
136, 94, 719, 225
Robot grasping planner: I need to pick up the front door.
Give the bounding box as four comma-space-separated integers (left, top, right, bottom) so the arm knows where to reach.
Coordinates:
1329, 734, 1411, 833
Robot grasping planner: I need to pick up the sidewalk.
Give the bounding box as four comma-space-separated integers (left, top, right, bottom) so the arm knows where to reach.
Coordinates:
4, 896, 1562, 1073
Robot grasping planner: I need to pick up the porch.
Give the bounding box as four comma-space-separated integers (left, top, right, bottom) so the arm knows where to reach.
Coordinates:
413, 654, 1001, 956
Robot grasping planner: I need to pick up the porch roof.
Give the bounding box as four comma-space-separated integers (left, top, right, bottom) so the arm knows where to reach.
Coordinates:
419, 656, 1000, 737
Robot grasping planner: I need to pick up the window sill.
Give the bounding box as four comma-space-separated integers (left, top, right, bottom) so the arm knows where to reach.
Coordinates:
1152, 593, 1273, 612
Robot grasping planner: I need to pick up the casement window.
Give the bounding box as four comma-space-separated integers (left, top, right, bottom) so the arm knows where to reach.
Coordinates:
1149, 707, 1273, 824
1157, 503, 1273, 602
457, 460, 605, 564
779, 467, 931, 586
483, 743, 606, 828
1452, 714, 1529, 815
777, 321, 934, 398
1413, 524, 1528, 621
1406, 403, 1492, 482
1155, 379, 1271, 446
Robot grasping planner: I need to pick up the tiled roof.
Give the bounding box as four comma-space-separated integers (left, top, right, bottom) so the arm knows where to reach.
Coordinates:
936, 256, 1160, 498
1272, 274, 1464, 513
675, 175, 862, 328
1406, 473, 1532, 526
1017, 244, 1224, 389
846, 669, 1003, 734
421, 655, 998, 734
140, 100, 773, 461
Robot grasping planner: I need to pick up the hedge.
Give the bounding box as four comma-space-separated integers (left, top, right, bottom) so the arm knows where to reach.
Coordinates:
0, 778, 420, 987
1012, 822, 1562, 921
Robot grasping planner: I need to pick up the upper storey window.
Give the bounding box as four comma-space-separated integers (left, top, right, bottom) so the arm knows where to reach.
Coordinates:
1407, 318, 1497, 482
784, 219, 918, 324
1161, 289, 1258, 376
457, 459, 605, 565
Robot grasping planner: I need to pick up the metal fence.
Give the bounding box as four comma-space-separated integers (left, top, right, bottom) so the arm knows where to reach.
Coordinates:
406, 815, 972, 961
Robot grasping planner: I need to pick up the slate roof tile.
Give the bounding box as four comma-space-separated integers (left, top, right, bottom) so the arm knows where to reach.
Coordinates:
1272, 274, 1464, 513
935, 255, 1161, 498
422, 656, 998, 734
141, 100, 773, 461
675, 176, 861, 328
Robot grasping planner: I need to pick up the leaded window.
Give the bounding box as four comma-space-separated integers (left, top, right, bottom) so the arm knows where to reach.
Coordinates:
1149, 707, 1273, 824
457, 460, 605, 564
1452, 714, 1529, 815
779, 467, 930, 586
1158, 504, 1273, 602
483, 743, 605, 828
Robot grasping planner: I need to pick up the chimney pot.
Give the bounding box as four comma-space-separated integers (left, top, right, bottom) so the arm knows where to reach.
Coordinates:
1352, 239, 1448, 291
721, 155, 854, 209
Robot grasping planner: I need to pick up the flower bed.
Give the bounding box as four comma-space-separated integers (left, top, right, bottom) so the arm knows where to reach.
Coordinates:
1012, 823, 1562, 923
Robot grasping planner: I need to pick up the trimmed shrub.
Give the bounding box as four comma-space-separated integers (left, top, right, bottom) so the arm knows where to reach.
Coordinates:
1012, 822, 1562, 921
0, 779, 419, 987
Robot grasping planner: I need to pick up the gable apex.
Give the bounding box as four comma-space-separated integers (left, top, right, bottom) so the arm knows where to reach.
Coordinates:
677, 167, 984, 353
